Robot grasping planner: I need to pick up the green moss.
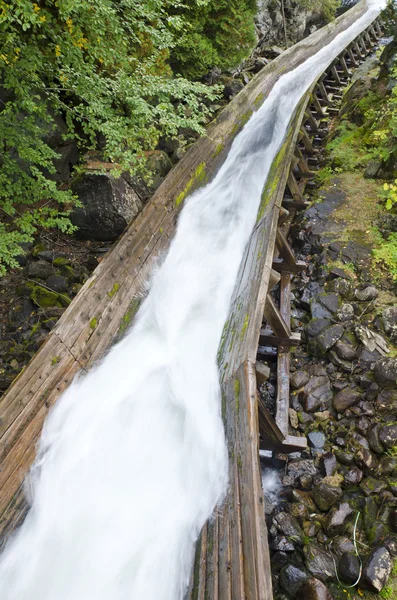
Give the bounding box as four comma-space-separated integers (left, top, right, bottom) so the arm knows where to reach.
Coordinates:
30, 285, 65, 309
89, 317, 97, 330
254, 92, 265, 107
380, 587, 393, 599
175, 162, 207, 207
234, 378, 240, 412
237, 454, 242, 470
240, 313, 249, 340
107, 282, 120, 298
117, 298, 141, 337
51, 356, 61, 365
53, 256, 71, 266
212, 142, 225, 158
159, 227, 163, 234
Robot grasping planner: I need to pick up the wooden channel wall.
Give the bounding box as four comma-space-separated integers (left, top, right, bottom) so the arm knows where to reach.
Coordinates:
0, 0, 372, 570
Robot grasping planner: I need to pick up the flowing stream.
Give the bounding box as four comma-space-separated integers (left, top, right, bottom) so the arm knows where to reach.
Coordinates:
0, 2, 385, 598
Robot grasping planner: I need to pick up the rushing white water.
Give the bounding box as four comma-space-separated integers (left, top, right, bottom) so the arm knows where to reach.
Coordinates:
0, 2, 386, 599
262, 469, 282, 505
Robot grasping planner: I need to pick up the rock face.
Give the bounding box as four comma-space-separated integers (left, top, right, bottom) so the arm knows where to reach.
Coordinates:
296, 577, 333, 600
71, 173, 143, 241
304, 543, 336, 581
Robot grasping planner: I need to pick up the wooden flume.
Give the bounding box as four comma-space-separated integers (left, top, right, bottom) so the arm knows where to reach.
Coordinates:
0, 2, 384, 598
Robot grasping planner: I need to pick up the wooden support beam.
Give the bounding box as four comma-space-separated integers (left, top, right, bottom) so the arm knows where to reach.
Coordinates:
311, 93, 327, 117
316, 81, 331, 106
304, 110, 319, 132
273, 229, 306, 273
282, 198, 310, 210
294, 146, 312, 174
275, 272, 291, 436
263, 295, 290, 339
347, 46, 359, 67
259, 330, 301, 349
269, 269, 281, 291
299, 127, 316, 154
256, 362, 270, 386
331, 65, 342, 86
287, 171, 304, 203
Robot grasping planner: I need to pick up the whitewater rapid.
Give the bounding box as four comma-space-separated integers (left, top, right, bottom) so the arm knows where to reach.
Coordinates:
0, 1, 386, 599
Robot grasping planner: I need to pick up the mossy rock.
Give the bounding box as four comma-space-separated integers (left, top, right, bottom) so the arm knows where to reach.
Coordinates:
30, 285, 70, 309
57, 264, 78, 281
31, 243, 47, 258
16, 281, 36, 297
53, 256, 71, 266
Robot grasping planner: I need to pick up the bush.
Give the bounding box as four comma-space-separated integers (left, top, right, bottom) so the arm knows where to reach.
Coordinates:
0, 0, 221, 275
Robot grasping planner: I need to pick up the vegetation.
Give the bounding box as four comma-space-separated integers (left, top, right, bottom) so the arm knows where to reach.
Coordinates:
1, 0, 257, 275
296, 0, 341, 23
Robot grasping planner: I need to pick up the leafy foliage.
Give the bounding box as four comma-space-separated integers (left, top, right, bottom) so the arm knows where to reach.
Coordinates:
382, 180, 397, 211
374, 233, 397, 281
168, 0, 257, 79
0, 0, 229, 274
295, 0, 341, 23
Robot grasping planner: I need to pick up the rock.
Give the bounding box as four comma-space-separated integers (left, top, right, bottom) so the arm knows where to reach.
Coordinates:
306, 318, 332, 338
269, 535, 295, 552
334, 340, 356, 361
332, 389, 360, 413
383, 306, 397, 343
296, 578, 333, 600
45, 275, 69, 293
30, 286, 69, 309
380, 456, 397, 475
365, 159, 382, 179
312, 478, 343, 511
329, 351, 353, 373
289, 408, 299, 429
320, 453, 337, 477
309, 324, 344, 357
222, 78, 244, 99
361, 477, 388, 497
292, 489, 317, 512
302, 376, 333, 413
325, 502, 353, 537
314, 410, 331, 422
304, 542, 336, 581
310, 298, 334, 320
374, 358, 397, 390
145, 150, 173, 190
355, 286, 378, 302
291, 370, 310, 390
336, 303, 355, 322
356, 448, 377, 473
368, 424, 384, 454
308, 431, 326, 449
343, 467, 363, 488
335, 449, 355, 466
274, 512, 303, 541
318, 293, 341, 315
361, 547, 392, 592
379, 424, 397, 449
27, 260, 56, 279
338, 552, 361, 585
71, 173, 143, 241
279, 565, 309, 597
288, 503, 309, 522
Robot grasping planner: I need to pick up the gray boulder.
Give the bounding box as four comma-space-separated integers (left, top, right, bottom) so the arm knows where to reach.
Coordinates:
374, 358, 397, 390
71, 173, 143, 241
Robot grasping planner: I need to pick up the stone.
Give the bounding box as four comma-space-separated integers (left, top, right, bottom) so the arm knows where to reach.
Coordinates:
302, 376, 333, 413
71, 173, 143, 241
328, 351, 353, 373
379, 424, 397, 449
338, 552, 361, 585
325, 502, 353, 537
30, 286, 69, 309
45, 275, 69, 293
279, 565, 309, 597
288, 503, 309, 522
308, 431, 326, 449
361, 477, 388, 497
335, 449, 355, 466
356, 416, 370, 436
310, 298, 334, 320
318, 293, 341, 315
368, 424, 385, 454
365, 159, 382, 179
374, 358, 397, 390
383, 306, 397, 343
314, 411, 331, 422
334, 340, 356, 361
269, 535, 295, 552
303, 542, 336, 581
222, 79, 244, 99
274, 512, 303, 541
331, 536, 355, 557
292, 489, 317, 512
309, 324, 345, 357
380, 456, 397, 475
306, 318, 332, 338
361, 547, 392, 593
356, 448, 377, 473
291, 370, 310, 390
343, 467, 363, 488
296, 578, 333, 600
355, 286, 378, 302
289, 408, 299, 429
320, 453, 337, 477
312, 478, 343, 511
332, 389, 360, 413
27, 260, 56, 279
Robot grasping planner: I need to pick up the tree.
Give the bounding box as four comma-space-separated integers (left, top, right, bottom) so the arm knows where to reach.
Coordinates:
0, 0, 220, 274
